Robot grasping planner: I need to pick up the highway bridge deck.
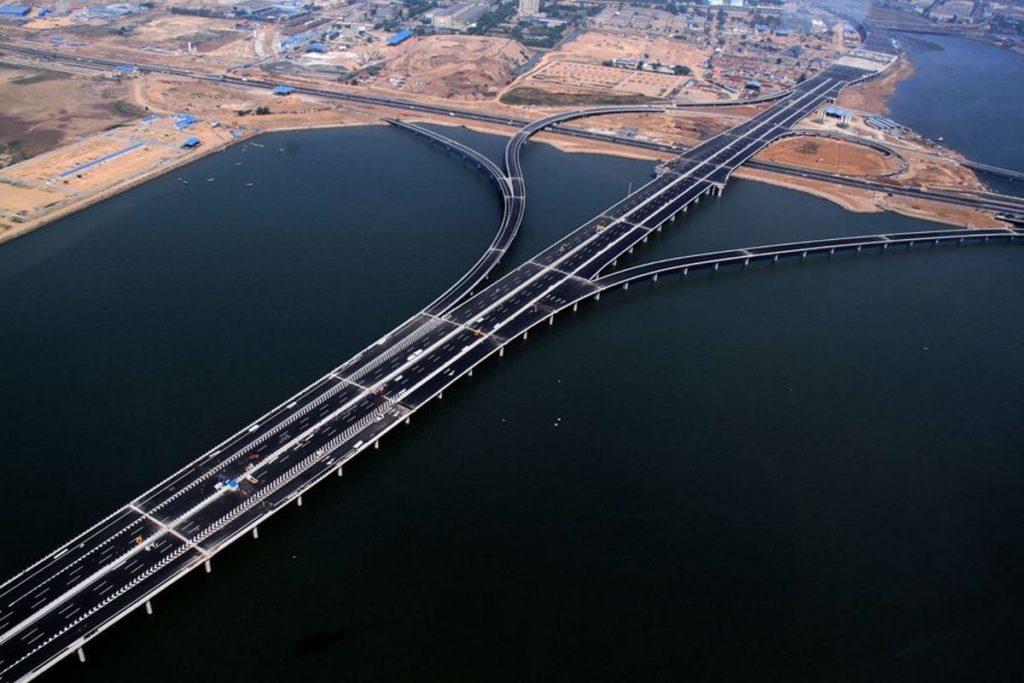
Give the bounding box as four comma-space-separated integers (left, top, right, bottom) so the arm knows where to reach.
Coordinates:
5, 60, 990, 683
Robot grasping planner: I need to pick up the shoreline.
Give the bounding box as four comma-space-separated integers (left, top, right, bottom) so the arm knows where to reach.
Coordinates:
0, 53, 1007, 246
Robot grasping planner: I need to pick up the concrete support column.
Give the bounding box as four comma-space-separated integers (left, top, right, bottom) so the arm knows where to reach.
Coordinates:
499, 346, 505, 357
337, 466, 344, 477
623, 282, 629, 291
773, 255, 779, 262
78, 648, 86, 663
683, 268, 688, 276
595, 292, 601, 301
653, 273, 658, 283
145, 600, 153, 615
572, 302, 578, 312
405, 416, 410, 425
438, 391, 443, 400
469, 368, 473, 377
374, 440, 379, 450
548, 316, 554, 326
523, 331, 528, 341
713, 263, 719, 271
252, 526, 259, 540
204, 559, 212, 573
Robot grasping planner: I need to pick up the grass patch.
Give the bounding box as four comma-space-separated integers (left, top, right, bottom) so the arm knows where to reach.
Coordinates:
113, 100, 147, 117
500, 87, 658, 107
10, 69, 71, 86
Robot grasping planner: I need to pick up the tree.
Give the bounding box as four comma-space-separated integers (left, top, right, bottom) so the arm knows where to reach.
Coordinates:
673, 64, 691, 76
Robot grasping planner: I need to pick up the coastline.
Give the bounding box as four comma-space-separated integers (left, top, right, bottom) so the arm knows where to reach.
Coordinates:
0, 52, 1007, 246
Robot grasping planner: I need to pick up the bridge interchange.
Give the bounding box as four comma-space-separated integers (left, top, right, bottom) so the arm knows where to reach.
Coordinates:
1, 60, 1019, 682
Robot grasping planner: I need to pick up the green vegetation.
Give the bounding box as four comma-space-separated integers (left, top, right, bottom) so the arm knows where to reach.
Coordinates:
673, 64, 691, 76
9, 69, 71, 86
500, 87, 657, 106
468, 0, 516, 35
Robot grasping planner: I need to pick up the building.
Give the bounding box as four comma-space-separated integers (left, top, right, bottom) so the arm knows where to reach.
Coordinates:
371, 0, 403, 22
182, 136, 201, 149
386, 29, 413, 46
0, 5, 32, 17
518, 0, 539, 18
432, 2, 489, 31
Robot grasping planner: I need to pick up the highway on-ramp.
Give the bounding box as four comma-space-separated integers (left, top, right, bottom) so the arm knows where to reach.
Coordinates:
0, 64, 892, 682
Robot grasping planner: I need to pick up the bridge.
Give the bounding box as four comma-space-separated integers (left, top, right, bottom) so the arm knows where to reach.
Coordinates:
2, 51, 1020, 682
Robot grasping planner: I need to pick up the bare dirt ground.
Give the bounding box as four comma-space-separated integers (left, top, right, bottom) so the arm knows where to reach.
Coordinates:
364, 36, 529, 101
0, 64, 140, 167
756, 137, 902, 177
505, 31, 711, 104
735, 167, 1006, 228
837, 56, 915, 115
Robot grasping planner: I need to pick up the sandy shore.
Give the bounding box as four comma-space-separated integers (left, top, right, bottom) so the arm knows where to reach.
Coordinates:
0, 54, 1007, 246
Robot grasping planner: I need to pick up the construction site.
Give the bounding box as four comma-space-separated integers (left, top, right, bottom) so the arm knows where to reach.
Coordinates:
0, 0, 1016, 241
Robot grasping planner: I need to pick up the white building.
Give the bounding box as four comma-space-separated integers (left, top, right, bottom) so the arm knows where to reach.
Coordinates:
519, 0, 539, 18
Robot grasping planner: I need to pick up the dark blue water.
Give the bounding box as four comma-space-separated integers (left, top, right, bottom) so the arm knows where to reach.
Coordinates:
0, 62, 1022, 682
890, 33, 1024, 193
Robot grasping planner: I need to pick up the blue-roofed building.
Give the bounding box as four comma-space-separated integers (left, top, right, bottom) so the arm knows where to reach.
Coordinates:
114, 64, 135, 72
823, 106, 852, 127
172, 113, 198, 130
386, 29, 413, 47
745, 80, 761, 91
272, 85, 295, 95
0, 6, 32, 16
774, 28, 789, 37
305, 42, 327, 53
182, 136, 201, 148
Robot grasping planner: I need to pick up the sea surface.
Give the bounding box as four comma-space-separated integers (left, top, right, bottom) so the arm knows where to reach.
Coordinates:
890, 32, 1024, 194
0, 37, 1022, 683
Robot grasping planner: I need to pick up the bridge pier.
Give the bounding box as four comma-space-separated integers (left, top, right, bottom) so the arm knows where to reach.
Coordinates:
548, 315, 554, 325
713, 263, 719, 271
438, 391, 443, 400
628, 246, 633, 254
405, 416, 411, 425
145, 600, 153, 615
623, 282, 629, 290
653, 273, 658, 283
829, 248, 835, 256
374, 439, 380, 450
595, 292, 601, 301
743, 258, 749, 268
337, 466, 343, 477
572, 302, 578, 312
297, 495, 303, 507
204, 559, 212, 573
683, 268, 688, 276
523, 331, 528, 341
612, 259, 617, 267
252, 526, 259, 540
773, 255, 779, 263
882, 243, 888, 251
802, 251, 807, 259
77, 648, 86, 663
499, 346, 505, 357
469, 368, 474, 376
